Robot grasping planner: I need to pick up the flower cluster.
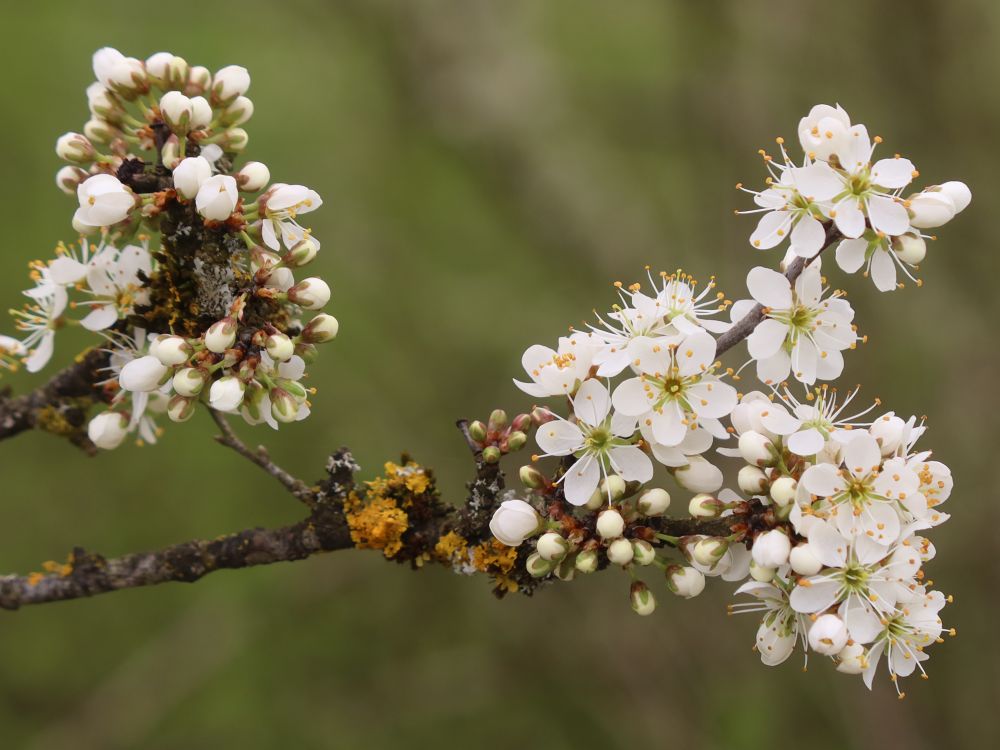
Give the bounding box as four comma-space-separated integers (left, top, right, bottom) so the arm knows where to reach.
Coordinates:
488, 104, 967, 694
1, 48, 338, 448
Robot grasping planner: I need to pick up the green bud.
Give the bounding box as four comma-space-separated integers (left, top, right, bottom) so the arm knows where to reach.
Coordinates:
631, 539, 656, 566
482, 446, 501, 464
488, 409, 508, 430
519, 465, 546, 489
468, 420, 488, 442
526, 552, 555, 578
630, 581, 656, 616
574, 549, 599, 574
506, 431, 527, 452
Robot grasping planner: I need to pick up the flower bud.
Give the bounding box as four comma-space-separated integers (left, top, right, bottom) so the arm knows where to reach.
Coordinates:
490, 500, 542, 547
189, 96, 213, 129
301, 314, 339, 343
275, 377, 307, 402
907, 190, 955, 229
631, 539, 656, 566
160, 135, 181, 169
56, 166, 88, 195
586, 474, 627, 509
87, 411, 129, 450
219, 127, 249, 153
205, 317, 238, 353
630, 581, 656, 616
870, 412, 905, 455
536, 532, 569, 562
519, 465, 546, 489
149, 334, 192, 366
574, 549, 599, 573
270, 387, 300, 423
769, 476, 797, 507
506, 431, 527, 452
481, 446, 501, 464
221, 96, 254, 126
209, 376, 245, 412
284, 237, 318, 267
752, 529, 791, 568
526, 552, 555, 578
56, 132, 94, 164
119, 355, 168, 392
938, 180, 971, 213
665, 565, 705, 599
637, 488, 671, 516
186, 65, 212, 96
808, 614, 849, 655
167, 395, 197, 423
146, 52, 189, 89
674, 456, 724, 493
607, 537, 634, 566
83, 118, 121, 145
738, 431, 776, 466
595, 508, 625, 540
688, 493, 723, 518
288, 277, 331, 310
236, 161, 270, 192
467, 420, 487, 442
891, 233, 926, 265
554, 556, 576, 582
835, 642, 867, 674
159, 91, 193, 134
172, 367, 208, 397
265, 332, 294, 362
212, 65, 251, 105
789, 543, 823, 576
87, 83, 123, 122
488, 409, 508, 430
749, 559, 776, 583
172, 156, 212, 200
691, 537, 728, 567
195, 174, 239, 221
738, 465, 769, 495
265, 266, 296, 292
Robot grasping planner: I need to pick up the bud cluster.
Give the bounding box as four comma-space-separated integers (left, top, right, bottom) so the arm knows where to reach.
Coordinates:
1, 48, 337, 448
466, 409, 533, 464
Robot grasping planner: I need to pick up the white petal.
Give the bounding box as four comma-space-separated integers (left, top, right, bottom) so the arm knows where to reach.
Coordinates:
833, 199, 866, 239
80, 304, 118, 331
801, 464, 845, 497
790, 162, 842, 201
870, 157, 915, 190
867, 195, 910, 236
789, 578, 841, 614
749, 211, 792, 250
746, 267, 792, 309
843, 433, 881, 479
870, 249, 898, 292
676, 332, 717, 377
612, 377, 653, 417
788, 428, 825, 456
835, 238, 868, 273
650, 401, 687, 447
747, 319, 789, 360
755, 349, 790, 386
536, 420, 585, 456
608, 445, 654, 483
790, 215, 826, 258
563, 456, 600, 506
758, 406, 800, 436
571, 378, 610, 427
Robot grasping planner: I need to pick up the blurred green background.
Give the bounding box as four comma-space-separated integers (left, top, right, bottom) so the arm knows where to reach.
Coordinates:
1, 1, 997, 748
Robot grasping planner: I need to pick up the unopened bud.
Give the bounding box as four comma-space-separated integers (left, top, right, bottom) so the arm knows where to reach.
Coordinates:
190, 96, 213, 129
159, 91, 193, 134
172, 367, 208, 397
149, 334, 192, 366
518, 466, 544, 489
530, 406, 556, 426
167, 395, 197, 423
688, 493, 723, 518
205, 317, 238, 353
56, 166, 88, 195
288, 277, 331, 310
691, 537, 728, 567
631, 539, 656, 566
301, 314, 339, 343
674, 456, 724, 492
738, 464, 769, 495
574, 549, 599, 573
186, 65, 212, 96
738, 431, 777, 467
554, 556, 576, 582
749, 559, 776, 582
56, 132, 94, 164
586, 474, 627, 509
83, 118, 120, 145
488, 409, 508, 430
637, 488, 671, 516
607, 537, 634, 566
769, 476, 797, 507
892, 233, 926, 265
236, 161, 271, 192
221, 95, 254, 126
284, 237, 318, 267
467, 420, 488, 442
506, 431, 527, 452
160, 134, 181, 169
511, 413, 533, 432
789, 543, 823, 576
536, 532, 569, 562
752, 529, 791, 568
596, 508, 625, 540
665, 565, 705, 599
526, 552, 554, 578
220, 127, 249, 153
265, 332, 295, 362
270, 387, 300, 423
482, 446, 501, 464
630, 581, 656, 616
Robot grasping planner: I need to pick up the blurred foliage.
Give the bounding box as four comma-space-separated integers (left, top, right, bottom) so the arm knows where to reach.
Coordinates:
0, 1, 997, 748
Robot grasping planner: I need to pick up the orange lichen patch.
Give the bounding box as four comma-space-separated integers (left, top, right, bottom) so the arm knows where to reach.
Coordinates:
471, 539, 519, 593
26, 572, 45, 586
344, 491, 409, 559
433, 531, 468, 564
365, 460, 432, 505
41, 560, 73, 577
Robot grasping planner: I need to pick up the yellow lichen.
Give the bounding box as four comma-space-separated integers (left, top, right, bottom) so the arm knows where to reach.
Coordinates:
41, 560, 73, 576
472, 539, 519, 593
433, 531, 468, 564
344, 491, 409, 559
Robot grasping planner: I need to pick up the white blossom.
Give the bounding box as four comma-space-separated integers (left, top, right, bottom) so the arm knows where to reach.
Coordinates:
195, 175, 239, 221
74, 174, 135, 229
261, 184, 322, 251
489, 499, 542, 546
